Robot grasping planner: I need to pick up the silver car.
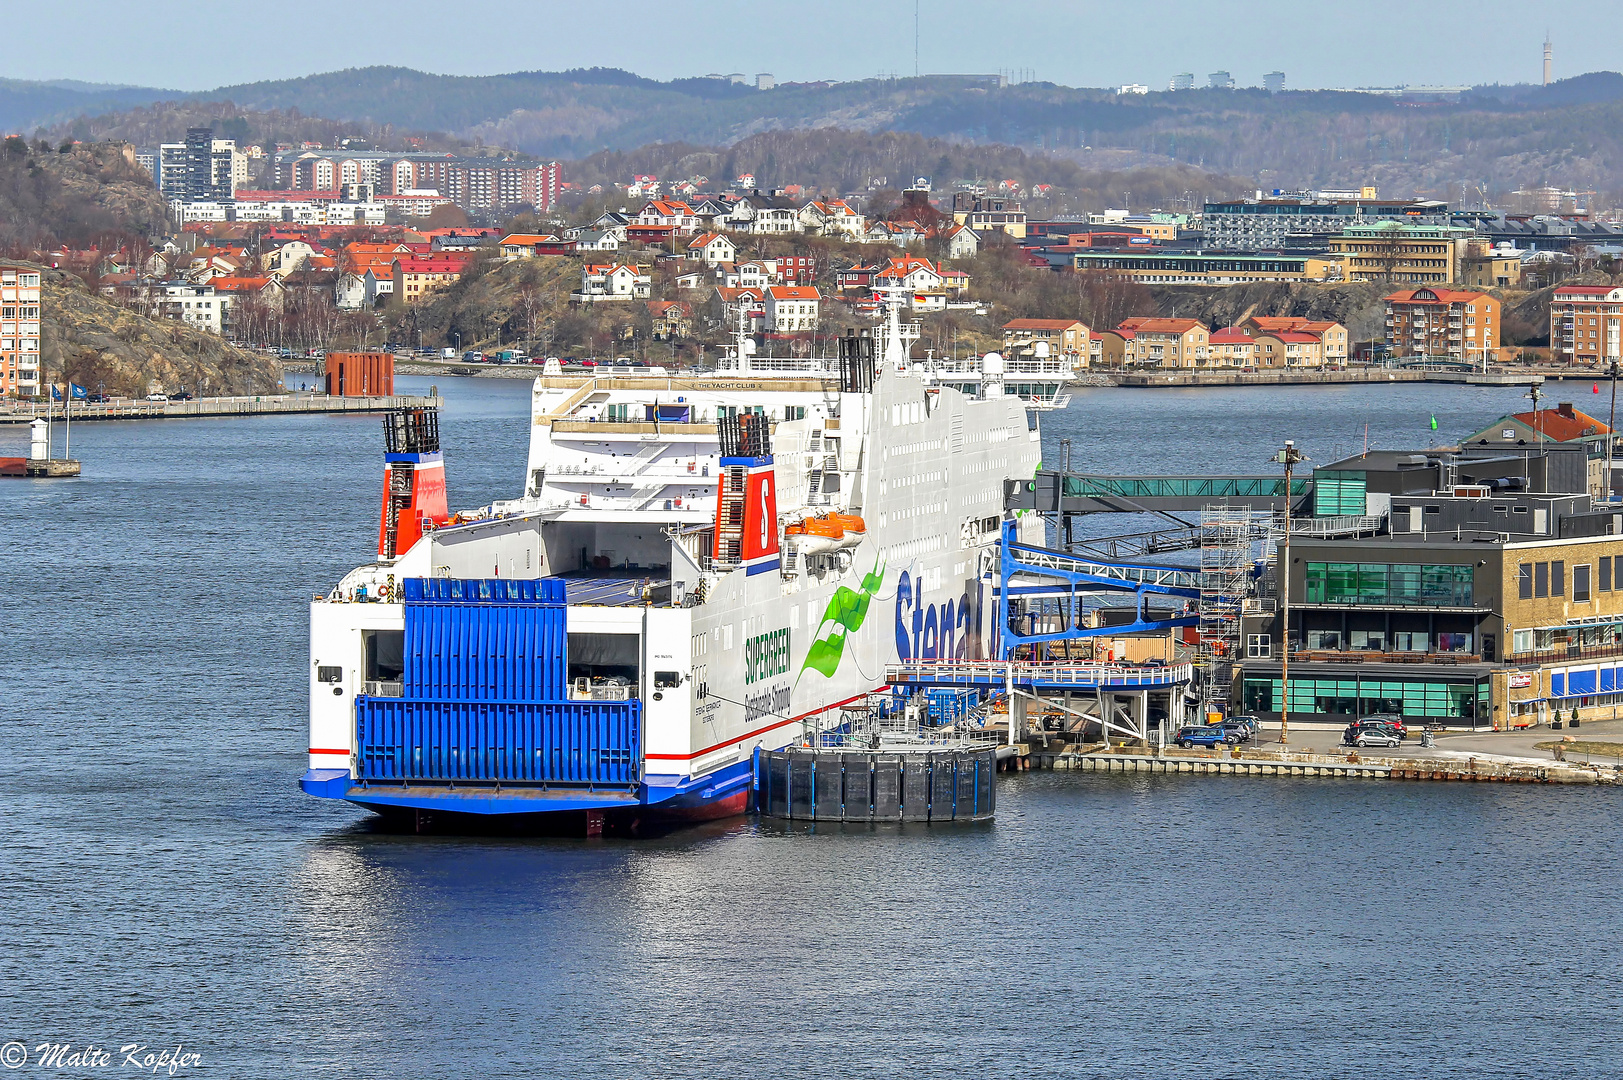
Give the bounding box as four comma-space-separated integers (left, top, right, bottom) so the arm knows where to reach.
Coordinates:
1354, 728, 1403, 748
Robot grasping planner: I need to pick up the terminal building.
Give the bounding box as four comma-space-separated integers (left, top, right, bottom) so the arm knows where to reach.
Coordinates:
1238, 428, 1623, 730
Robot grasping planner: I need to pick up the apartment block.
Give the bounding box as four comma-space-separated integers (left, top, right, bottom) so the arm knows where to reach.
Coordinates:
0, 264, 42, 398
1384, 287, 1499, 364
1549, 285, 1623, 366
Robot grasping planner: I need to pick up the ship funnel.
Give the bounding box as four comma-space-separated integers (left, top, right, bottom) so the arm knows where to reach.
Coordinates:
713, 412, 779, 573
378, 407, 450, 559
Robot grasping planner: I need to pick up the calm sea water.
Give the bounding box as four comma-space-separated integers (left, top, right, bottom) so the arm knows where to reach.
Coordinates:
1, 377, 1617, 1078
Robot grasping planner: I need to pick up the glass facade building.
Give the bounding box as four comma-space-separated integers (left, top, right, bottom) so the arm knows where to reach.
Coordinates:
1303, 561, 1476, 608
1242, 676, 1487, 721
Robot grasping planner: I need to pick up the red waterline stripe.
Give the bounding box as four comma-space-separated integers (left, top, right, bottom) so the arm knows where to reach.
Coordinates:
645, 686, 886, 761
308, 748, 350, 755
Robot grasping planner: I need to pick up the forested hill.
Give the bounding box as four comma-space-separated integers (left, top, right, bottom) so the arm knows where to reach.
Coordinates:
16, 66, 1623, 202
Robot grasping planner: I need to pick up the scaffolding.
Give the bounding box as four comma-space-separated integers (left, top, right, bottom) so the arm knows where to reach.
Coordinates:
1198, 504, 1268, 712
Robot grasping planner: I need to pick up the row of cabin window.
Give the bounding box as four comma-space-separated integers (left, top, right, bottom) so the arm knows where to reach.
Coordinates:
1517, 557, 1618, 602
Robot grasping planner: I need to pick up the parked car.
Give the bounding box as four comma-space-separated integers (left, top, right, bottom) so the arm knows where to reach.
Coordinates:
1342, 718, 1406, 746
462, 351, 482, 363
1364, 713, 1408, 738
1216, 719, 1254, 742
168, 392, 193, 401
1353, 727, 1403, 748
145, 393, 168, 401
1227, 714, 1262, 738
85, 393, 109, 403
1174, 725, 1239, 749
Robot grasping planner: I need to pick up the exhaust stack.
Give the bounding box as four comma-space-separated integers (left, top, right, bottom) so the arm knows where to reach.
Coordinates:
379, 407, 449, 559
713, 411, 779, 574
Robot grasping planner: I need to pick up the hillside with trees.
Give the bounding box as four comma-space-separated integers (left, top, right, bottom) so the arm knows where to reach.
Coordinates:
38, 266, 283, 397
566, 129, 1248, 211
28, 67, 1623, 205
0, 138, 168, 251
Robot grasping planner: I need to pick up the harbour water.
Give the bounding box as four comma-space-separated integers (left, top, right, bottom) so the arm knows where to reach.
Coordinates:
1, 377, 1617, 1077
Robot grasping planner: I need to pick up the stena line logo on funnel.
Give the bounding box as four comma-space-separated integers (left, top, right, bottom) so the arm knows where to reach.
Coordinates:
894, 569, 985, 661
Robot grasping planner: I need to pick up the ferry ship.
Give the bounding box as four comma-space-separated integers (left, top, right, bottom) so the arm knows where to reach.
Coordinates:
300, 302, 1043, 828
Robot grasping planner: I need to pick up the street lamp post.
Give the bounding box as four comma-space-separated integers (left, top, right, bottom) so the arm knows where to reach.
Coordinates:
1609, 360, 1620, 502
1273, 439, 1308, 744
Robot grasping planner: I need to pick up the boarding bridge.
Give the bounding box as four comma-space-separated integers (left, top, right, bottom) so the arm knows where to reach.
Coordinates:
998, 522, 1201, 655
1007, 471, 1311, 516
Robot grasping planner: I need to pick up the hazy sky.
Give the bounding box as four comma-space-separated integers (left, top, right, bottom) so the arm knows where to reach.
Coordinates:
10, 0, 1611, 92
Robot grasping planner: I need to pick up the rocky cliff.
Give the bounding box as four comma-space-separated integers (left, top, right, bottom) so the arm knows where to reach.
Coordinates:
39, 268, 284, 397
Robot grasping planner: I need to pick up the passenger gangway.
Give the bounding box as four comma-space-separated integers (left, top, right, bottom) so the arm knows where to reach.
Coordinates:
888, 659, 1193, 693
1007, 471, 1311, 515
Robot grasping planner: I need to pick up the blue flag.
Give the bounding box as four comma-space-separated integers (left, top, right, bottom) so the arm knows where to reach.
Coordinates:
70, 383, 87, 399
50, 385, 62, 401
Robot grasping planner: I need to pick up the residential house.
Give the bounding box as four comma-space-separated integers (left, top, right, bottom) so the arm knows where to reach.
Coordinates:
714, 286, 765, 330
1098, 318, 1210, 367
1238, 317, 1350, 364
1385, 287, 1500, 364
837, 263, 880, 291
686, 232, 736, 266
764, 285, 821, 333
941, 223, 980, 259
391, 255, 467, 304
1252, 329, 1326, 368
872, 255, 949, 310
634, 200, 699, 235
646, 300, 692, 340
798, 199, 865, 239
1207, 328, 1257, 367
717, 260, 777, 291
498, 233, 572, 259
1001, 319, 1088, 361
1549, 285, 1623, 366
729, 191, 800, 234
574, 229, 623, 253
572, 263, 652, 303
689, 197, 736, 232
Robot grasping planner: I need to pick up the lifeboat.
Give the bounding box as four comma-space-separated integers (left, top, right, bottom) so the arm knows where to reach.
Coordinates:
783, 513, 867, 554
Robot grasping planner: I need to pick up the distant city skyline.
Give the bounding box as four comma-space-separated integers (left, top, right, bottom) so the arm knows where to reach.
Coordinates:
9, 0, 1618, 94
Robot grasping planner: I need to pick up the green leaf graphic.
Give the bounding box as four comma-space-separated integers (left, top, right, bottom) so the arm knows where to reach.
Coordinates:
797, 557, 885, 682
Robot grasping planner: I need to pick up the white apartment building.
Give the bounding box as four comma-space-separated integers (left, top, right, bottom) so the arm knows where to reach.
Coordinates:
150, 282, 227, 334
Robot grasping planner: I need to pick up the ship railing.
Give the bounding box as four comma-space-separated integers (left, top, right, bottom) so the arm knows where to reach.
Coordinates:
888, 659, 1194, 686
364, 680, 403, 698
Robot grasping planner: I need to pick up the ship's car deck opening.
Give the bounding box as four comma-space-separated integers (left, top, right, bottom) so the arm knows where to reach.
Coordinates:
568, 631, 640, 699
363, 629, 405, 682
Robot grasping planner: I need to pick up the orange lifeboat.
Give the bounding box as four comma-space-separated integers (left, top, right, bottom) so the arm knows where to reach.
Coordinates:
785, 514, 847, 555
784, 513, 866, 555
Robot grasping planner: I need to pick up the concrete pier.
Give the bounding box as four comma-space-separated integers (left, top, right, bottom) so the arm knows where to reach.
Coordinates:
1009, 745, 1612, 784
0, 393, 437, 424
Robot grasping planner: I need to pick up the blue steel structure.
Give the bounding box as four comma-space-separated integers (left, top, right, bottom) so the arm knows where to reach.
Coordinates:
996, 521, 1200, 658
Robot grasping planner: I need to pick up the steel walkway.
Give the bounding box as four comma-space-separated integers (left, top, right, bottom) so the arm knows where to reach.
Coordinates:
888, 660, 1194, 692
1007, 471, 1311, 515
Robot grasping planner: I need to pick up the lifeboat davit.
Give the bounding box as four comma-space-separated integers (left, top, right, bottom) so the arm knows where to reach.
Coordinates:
784, 513, 867, 554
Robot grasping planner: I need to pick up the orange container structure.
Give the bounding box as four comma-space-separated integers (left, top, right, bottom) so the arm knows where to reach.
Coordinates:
324, 352, 394, 397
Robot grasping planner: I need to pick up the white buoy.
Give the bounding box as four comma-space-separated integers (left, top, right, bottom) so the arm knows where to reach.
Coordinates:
29, 418, 48, 461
